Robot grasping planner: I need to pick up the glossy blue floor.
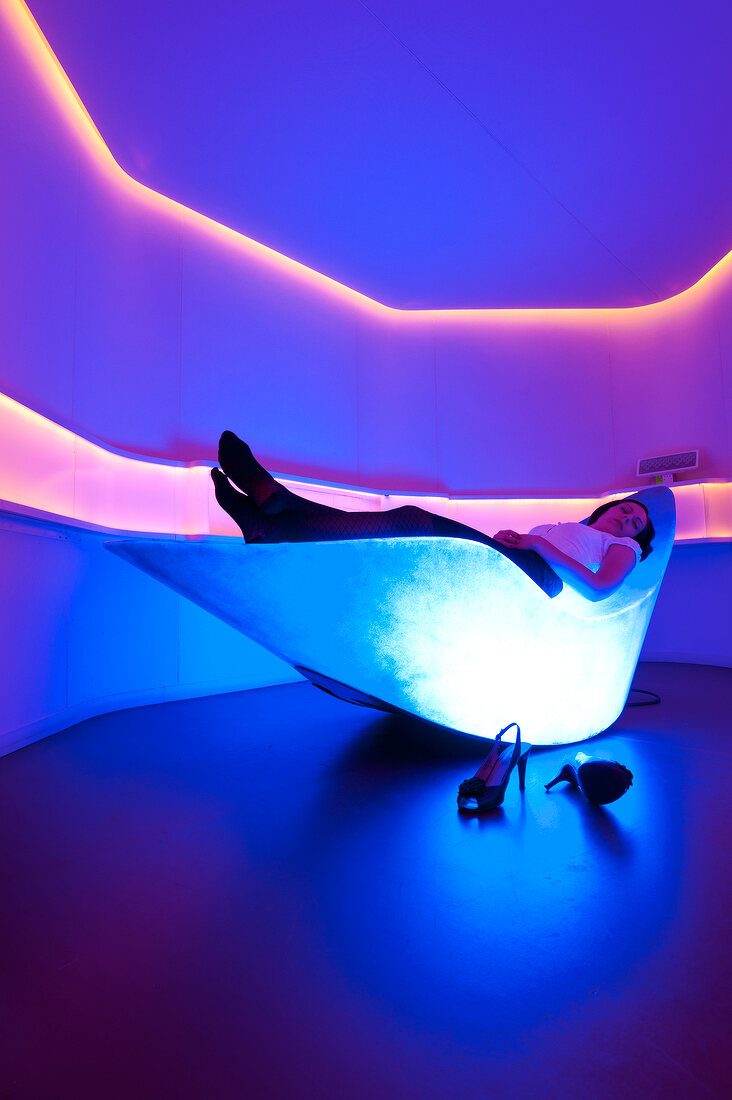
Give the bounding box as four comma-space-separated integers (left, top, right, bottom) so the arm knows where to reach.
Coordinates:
1, 662, 729, 1098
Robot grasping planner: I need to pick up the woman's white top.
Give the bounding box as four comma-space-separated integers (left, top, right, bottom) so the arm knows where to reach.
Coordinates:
529, 522, 641, 572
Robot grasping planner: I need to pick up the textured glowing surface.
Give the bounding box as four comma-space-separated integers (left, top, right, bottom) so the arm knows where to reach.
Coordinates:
3, 0, 732, 320
107, 488, 675, 745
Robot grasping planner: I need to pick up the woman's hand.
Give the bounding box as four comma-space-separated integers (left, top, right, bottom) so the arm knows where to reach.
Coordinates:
493, 530, 537, 551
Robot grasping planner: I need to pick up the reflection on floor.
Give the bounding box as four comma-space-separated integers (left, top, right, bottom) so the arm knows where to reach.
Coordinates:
1, 662, 729, 1099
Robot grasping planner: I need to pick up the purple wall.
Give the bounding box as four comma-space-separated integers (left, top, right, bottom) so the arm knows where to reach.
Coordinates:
2, 11, 731, 495
2, 3, 732, 751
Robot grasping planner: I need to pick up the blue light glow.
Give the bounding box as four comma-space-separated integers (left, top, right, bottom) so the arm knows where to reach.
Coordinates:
107, 487, 675, 746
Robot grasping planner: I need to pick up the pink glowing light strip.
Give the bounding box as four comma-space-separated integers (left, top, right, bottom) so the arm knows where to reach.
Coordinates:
3, 0, 732, 323
1, 392, 730, 541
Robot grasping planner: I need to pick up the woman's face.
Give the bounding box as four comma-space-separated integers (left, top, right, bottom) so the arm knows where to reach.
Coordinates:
590, 501, 647, 539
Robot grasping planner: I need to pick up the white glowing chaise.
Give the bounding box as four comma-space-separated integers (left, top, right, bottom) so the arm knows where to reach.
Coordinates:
106, 486, 675, 745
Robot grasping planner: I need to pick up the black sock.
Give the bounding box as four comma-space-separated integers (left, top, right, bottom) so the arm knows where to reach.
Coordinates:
218, 431, 293, 512
211, 468, 269, 541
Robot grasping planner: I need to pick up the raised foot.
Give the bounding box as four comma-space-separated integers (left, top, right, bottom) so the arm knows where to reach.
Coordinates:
211, 467, 267, 542
218, 430, 282, 509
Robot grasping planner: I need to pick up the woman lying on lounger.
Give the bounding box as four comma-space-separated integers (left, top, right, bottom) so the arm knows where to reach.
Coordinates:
211, 431, 654, 602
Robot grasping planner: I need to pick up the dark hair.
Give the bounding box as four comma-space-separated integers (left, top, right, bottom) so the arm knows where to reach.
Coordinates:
586, 497, 655, 561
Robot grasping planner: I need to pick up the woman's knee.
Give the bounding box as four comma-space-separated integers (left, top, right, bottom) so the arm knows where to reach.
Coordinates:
393, 505, 426, 520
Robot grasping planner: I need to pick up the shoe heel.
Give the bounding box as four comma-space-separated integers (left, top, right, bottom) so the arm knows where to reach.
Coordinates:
518, 748, 530, 791
545, 763, 578, 791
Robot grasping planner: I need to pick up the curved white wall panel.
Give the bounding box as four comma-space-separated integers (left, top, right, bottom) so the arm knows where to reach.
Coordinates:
1, 0, 731, 754
1, 0, 731, 496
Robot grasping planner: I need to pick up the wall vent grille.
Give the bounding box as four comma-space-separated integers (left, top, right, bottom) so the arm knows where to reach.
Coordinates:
637, 450, 699, 480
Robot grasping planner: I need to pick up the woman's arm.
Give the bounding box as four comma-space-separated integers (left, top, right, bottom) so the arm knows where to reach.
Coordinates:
494, 532, 637, 601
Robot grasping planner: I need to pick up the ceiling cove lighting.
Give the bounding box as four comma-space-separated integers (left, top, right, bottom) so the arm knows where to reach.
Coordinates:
3, 0, 732, 322
1, 391, 730, 541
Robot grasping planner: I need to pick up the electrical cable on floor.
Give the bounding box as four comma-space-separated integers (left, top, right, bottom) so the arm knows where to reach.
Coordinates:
625, 688, 661, 707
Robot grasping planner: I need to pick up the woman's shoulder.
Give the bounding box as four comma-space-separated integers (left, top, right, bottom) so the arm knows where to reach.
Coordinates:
602, 533, 642, 562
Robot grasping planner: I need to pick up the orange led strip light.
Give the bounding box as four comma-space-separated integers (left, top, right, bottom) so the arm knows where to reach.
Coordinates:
3, 0, 732, 325
1, 392, 730, 540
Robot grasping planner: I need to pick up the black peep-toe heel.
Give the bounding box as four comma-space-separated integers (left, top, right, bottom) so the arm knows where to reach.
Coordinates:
457, 722, 531, 812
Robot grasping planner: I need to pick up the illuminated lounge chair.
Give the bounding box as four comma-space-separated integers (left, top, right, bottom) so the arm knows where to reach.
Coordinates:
107, 486, 675, 746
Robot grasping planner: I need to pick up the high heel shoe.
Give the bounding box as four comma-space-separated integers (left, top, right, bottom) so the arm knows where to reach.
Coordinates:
457, 722, 531, 812
545, 751, 633, 806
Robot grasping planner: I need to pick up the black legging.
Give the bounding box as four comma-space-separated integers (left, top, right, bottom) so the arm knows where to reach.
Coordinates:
213, 434, 563, 597
254, 491, 563, 598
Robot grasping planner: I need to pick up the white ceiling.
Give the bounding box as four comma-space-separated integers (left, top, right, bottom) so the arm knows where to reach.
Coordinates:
27, 0, 732, 308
